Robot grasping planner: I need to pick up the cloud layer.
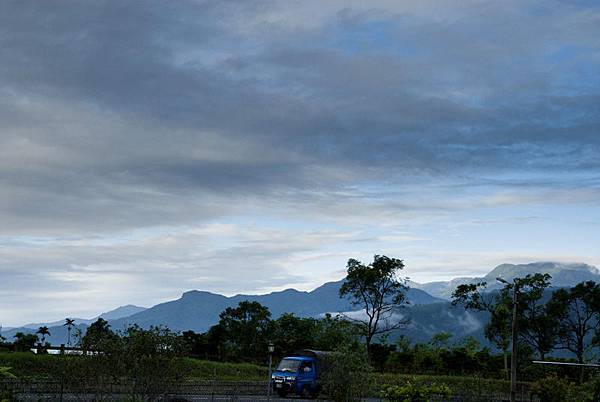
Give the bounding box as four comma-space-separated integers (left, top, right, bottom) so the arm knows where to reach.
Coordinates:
1, 0, 599, 325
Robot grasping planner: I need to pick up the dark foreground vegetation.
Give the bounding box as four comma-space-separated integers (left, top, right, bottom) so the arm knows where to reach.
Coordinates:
3, 255, 600, 401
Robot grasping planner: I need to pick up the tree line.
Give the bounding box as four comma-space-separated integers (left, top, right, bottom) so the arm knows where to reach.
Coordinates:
4, 256, 600, 378
452, 274, 600, 366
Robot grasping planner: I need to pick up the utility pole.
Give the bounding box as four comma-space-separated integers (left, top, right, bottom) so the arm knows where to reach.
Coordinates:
498, 277, 518, 402
267, 341, 274, 398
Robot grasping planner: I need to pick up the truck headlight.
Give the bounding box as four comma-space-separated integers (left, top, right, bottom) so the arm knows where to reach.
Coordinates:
285, 376, 295, 381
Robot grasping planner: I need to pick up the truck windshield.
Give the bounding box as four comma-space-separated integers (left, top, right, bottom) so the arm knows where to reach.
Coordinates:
276, 358, 301, 372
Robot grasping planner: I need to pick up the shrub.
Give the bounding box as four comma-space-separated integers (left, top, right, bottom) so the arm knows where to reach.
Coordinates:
381, 381, 451, 402
530, 374, 593, 402
0, 389, 15, 402
0, 367, 16, 379
321, 348, 373, 402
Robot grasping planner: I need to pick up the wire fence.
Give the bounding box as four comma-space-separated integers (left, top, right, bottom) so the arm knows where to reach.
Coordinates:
1, 378, 538, 402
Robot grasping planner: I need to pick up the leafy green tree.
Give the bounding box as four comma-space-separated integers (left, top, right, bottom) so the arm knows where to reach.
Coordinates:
513, 274, 556, 360
12, 332, 37, 352
549, 281, 600, 364
453, 281, 511, 377
430, 332, 453, 350
205, 323, 227, 361
313, 313, 362, 351
369, 342, 397, 372
180, 330, 209, 358
82, 318, 118, 351
453, 274, 555, 376
339, 255, 409, 354
122, 325, 184, 356
271, 313, 318, 357
218, 301, 271, 362
36, 326, 50, 344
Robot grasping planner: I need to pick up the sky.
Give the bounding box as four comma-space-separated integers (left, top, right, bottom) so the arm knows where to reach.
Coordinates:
1, 0, 600, 326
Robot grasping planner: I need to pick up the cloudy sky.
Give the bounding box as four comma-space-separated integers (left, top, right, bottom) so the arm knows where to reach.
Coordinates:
1, 0, 599, 326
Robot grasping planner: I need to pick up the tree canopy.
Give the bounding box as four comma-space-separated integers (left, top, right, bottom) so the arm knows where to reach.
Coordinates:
339, 255, 409, 353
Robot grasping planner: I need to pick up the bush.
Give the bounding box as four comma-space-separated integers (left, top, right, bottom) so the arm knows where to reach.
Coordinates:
321, 348, 373, 402
0, 351, 266, 380
0, 367, 16, 379
381, 380, 451, 402
530, 374, 596, 402
0, 389, 15, 402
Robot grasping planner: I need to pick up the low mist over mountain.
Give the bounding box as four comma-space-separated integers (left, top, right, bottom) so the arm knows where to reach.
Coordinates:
413, 262, 600, 300
109, 281, 444, 333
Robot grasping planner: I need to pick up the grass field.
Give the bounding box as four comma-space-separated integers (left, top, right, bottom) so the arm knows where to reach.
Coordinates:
0, 352, 267, 381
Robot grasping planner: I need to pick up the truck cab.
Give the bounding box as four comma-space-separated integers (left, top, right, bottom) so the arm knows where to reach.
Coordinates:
271, 355, 320, 398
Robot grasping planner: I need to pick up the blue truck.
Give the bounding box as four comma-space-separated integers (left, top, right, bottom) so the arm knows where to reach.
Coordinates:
270, 350, 331, 398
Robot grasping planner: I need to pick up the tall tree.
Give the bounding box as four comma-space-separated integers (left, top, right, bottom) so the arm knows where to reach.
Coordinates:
218, 301, 271, 362
548, 281, 600, 364
453, 274, 556, 372
82, 318, 117, 351
453, 281, 511, 378
339, 255, 409, 354
513, 274, 556, 360
271, 313, 318, 357
36, 326, 50, 344
64, 318, 76, 347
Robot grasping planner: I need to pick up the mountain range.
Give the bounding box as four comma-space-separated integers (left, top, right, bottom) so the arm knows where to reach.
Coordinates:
3, 261, 598, 346
15, 305, 147, 330
411, 262, 600, 299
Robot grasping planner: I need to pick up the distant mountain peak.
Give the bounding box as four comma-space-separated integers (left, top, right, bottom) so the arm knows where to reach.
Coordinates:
486, 261, 599, 280
97, 304, 147, 321
181, 290, 227, 301
414, 261, 600, 300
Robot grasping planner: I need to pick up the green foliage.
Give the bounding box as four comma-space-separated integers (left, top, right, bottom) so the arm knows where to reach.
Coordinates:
0, 367, 16, 379
321, 347, 373, 402
530, 374, 596, 402
217, 301, 271, 362
549, 281, 600, 363
370, 342, 397, 373
0, 389, 15, 402
35, 326, 50, 344
0, 351, 266, 381
530, 374, 573, 402
453, 274, 558, 361
375, 374, 515, 400
339, 255, 409, 351
386, 334, 503, 378
271, 313, 319, 357
514, 274, 557, 360
12, 332, 37, 352
82, 318, 119, 351
381, 380, 451, 402
312, 313, 362, 352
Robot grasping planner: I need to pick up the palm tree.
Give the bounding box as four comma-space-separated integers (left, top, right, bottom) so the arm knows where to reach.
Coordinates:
73, 328, 83, 348
36, 326, 50, 345
64, 318, 76, 347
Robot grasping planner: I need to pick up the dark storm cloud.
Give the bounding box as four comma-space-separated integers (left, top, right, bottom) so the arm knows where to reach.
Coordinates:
0, 0, 599, 234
